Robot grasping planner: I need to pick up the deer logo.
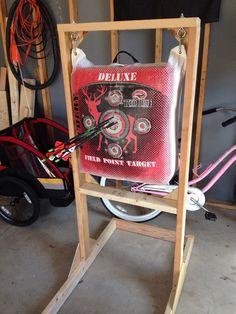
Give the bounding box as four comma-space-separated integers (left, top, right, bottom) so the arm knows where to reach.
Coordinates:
82, 85, 107, 150
82, 85, 137, 154
82, 85, 107, 124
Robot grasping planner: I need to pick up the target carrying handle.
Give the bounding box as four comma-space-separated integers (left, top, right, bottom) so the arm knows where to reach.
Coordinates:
112, 50, 139, 64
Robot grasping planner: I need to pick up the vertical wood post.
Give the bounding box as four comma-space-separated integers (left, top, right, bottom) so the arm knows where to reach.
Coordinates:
67, 1, 90, 260
68, 0, 78, 23
193, 23, 211, 176
58, 30, 90, 260
33, 3, 53, 119
109, 0, 118, 60
173, 25, 200, 285
36, 52, 52, 119
155, 29, 162, 62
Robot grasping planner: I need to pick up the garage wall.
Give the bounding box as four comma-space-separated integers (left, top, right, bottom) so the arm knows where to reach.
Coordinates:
1, 0, 236, 202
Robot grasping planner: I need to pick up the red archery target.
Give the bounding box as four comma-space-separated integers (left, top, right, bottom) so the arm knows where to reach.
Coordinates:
107, 143, 123, 158
99, 109, 129, 140
134, 118, 151, 134
72, 62, 180, 184
82, 115, 95, 129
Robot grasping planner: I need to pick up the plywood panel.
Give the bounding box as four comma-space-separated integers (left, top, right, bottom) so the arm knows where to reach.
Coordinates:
19, 79, 36, 119
8, 70, 19, 124
0, 67, 7, 91
0, 91, 9, 130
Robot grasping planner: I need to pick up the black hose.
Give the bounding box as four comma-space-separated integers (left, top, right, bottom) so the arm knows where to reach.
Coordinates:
222, 116, 236, 127
6, 0, 60, 90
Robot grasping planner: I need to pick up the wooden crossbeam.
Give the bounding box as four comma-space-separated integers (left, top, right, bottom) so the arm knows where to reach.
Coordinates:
80, 182, 177, 214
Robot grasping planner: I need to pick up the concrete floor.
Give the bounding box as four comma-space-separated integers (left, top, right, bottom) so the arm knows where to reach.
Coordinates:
0, 197, 235, 314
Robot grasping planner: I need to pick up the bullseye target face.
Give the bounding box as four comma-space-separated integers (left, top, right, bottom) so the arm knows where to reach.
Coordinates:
134, 118, 151, 134
107, 143, 123, 158
99, 109, 130, 140
82, 115, 95, 129
107, 90, 123, 106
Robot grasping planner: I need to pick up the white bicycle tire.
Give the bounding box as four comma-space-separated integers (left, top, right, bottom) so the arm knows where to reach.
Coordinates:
100, 177, 162, 222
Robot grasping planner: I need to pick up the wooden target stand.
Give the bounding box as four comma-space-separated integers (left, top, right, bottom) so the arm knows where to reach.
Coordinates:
42, 18, 200, 314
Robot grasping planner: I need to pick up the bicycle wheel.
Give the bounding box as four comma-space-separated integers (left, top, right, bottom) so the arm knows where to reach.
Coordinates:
100, 177, 162, 222
0, 176, 40, 226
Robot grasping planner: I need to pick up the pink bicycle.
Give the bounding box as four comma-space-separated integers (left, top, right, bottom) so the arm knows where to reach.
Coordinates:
100, 106, 236, 222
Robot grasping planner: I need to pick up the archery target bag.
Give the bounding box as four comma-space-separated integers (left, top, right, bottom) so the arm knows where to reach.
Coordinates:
71, 46, 186, 184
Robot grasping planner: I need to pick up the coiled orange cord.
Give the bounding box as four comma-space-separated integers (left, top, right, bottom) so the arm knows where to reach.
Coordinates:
10, 0, 43, 64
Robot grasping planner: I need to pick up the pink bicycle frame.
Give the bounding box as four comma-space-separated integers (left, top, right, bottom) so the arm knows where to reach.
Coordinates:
131, 144, 236, 195
189, 144, 236, 193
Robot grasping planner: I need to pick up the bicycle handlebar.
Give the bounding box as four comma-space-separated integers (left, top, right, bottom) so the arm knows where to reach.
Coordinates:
222, 115, 236, 127
202, 107, 218, 115
203, 107, 236, 127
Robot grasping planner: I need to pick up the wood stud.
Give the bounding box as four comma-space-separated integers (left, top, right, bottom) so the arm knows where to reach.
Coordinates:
193, 23, 211, 178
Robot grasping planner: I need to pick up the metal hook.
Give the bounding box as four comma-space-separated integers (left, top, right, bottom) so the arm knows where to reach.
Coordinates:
176, 27, 186, 54
176, 13, 187, 54
71, 32, 79, 56
71, 31, 88, 56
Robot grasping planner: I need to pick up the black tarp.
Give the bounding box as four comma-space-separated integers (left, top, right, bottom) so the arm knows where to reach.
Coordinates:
114, 0, 221, 23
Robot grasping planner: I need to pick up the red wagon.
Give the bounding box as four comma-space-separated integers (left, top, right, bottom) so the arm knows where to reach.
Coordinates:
0, 118, 74, 226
